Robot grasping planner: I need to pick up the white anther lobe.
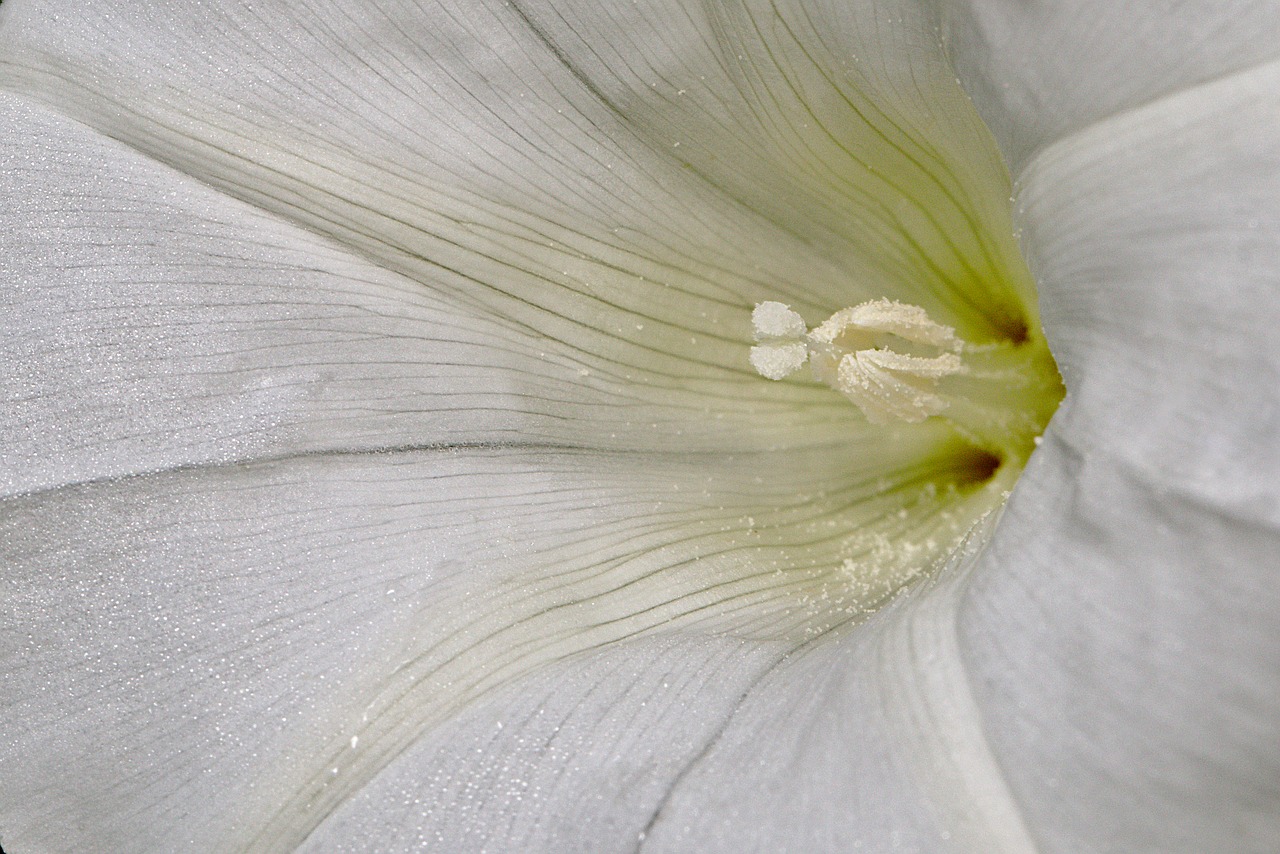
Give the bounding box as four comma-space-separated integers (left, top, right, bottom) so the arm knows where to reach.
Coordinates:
749, 341, 809, 380
751, 301, 808, 340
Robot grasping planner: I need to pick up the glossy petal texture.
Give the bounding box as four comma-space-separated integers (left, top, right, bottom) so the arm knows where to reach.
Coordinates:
950, 31, 1280, 854
0, 1, 1032, 851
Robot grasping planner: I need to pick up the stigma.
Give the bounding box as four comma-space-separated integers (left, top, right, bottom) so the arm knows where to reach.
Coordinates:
750, 299, 966, 425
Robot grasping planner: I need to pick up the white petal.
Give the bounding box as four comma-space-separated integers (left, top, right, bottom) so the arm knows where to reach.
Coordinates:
942, 0, 1280, 171
629, 517, 1035, 853
1022, 61, 1280, 520
296, 633, 788, 853
959, 59, 1280, 852
0, 0, 1073, 849
2, 434, 1009, 852
0, 0, 1035, 342
0, 92, 860, 496
285, 516, 1034, 854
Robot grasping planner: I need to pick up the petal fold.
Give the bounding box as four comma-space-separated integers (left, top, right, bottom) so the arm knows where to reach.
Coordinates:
959, 57, 1280, 854
637, 519, 1036, 853
941, 0, 1280, 171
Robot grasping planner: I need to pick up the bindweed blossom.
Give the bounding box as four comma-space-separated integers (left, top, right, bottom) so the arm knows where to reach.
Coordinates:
2, 1, 1279, 853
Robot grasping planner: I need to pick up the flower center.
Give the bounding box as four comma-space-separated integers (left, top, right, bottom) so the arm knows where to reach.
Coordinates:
751, 299, 1062, 466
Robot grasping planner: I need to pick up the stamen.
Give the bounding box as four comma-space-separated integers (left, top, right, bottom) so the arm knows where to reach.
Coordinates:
750, 299, 967, 424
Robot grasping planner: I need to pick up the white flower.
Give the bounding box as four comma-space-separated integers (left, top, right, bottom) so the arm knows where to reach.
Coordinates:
2, 1, 1278, 852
